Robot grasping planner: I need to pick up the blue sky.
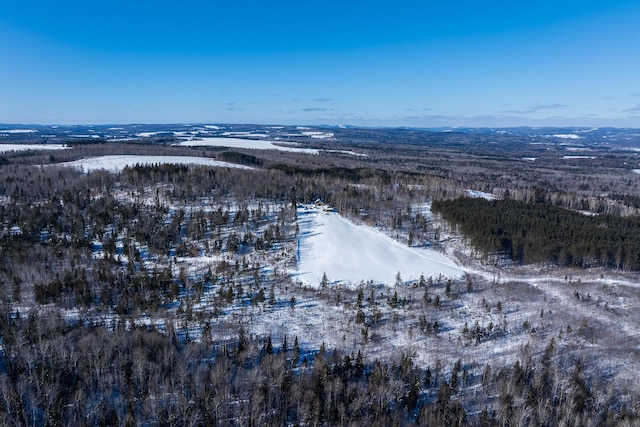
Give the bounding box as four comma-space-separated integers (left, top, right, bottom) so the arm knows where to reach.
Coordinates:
1, 0, 639, 127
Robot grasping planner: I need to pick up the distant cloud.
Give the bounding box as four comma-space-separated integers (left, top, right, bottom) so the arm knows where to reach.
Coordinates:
623, 104, 640, 114
314, 97, 334, 102
533, 103, 567, 110
300, 107, 331, 112
499, 103, 567, 115
499, 108, 536, 115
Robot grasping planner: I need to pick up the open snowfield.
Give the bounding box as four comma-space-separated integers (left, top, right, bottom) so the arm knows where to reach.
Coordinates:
177, 137, 321, 154
0, 144, 68, 153
0, 129, 38, 134
292, 204, 464, 287
177, 137, 364, 156
59, 155, 254, 172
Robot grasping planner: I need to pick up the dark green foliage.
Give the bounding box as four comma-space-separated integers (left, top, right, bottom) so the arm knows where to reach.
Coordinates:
217, 151, 263, 166
433, 196, 640, 270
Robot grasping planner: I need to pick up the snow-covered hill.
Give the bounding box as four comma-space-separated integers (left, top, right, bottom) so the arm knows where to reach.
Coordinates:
292, 203, 463, 287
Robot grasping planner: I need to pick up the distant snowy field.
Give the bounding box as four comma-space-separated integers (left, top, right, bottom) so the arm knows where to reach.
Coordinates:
177, 137, 364, 156
0, 144, 68, 153
292, 204, 463, 287
177, 137, 321, 154
59, 155, 254, 173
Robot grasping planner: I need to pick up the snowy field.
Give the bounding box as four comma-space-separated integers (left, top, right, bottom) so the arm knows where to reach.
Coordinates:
58, 155, 254, 172
292, 204, 463, 287
177, 137, 364, 156
0, 144, 69, 153
177, 137, 321, 154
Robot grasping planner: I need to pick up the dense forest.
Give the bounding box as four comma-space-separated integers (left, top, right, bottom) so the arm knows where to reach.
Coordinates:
433, 197, 640, 270
0, 306, 634, 426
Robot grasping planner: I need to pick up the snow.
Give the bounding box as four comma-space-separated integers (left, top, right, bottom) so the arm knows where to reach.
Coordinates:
292, 204, 464, 288
58, 155, 254, 173
177, 137, 365, 156
562, 155, 596, 159
466, 189, 496, 200
177, 137, 321, 154
301, 131, 334, 139
522, 157, 537, 161
0, 129, 37, 134
137, 132, 169, 138
553, 134, 582, 139
0, 144, 68, 153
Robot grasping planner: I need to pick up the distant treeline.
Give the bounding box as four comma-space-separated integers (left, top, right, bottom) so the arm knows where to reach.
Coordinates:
433, 197, 640, 270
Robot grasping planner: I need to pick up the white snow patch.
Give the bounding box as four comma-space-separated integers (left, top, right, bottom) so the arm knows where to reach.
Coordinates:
553, 134, 582, 139
177, 137, 321, 154
293, 204, 463, 288
137, 131, 171, 138
466, 189, 496, 200
0, 129, 38, 134
58, 155, 254, 173
301, 131, 334, 139
562, 155, 596, 159
178, 137, 364, 156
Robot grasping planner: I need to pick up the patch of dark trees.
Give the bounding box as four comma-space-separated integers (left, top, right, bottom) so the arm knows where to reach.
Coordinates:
217, 151, 263, 166
433, 196, 640, 270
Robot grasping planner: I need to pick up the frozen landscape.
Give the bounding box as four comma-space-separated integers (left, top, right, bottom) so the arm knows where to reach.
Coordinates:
1, 124, 640, 425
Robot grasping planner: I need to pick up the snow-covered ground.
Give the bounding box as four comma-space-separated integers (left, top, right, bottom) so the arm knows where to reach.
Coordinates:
176, 137, 364, 156
0, 129, 38, 134
562, 155, 597, 159
177, 137, 321, 154
0, 144, 69, 152
58, 155, 254, 172
553, 134, 582, 139
292, 204, 463, 287
465, 189, 496, 200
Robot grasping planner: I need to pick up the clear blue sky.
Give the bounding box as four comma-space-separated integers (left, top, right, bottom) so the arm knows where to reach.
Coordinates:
1, 0, 639, 127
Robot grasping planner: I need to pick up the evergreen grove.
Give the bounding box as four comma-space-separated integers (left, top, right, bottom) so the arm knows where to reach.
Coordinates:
432, 197, 640, 270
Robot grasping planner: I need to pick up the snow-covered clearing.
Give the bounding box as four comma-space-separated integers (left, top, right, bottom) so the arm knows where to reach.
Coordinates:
177, 137, 364, 156
0, 144, 68, 152
59, 155, 254, 172
553, 134, 582, 139
177, 137, 321, 154
292, 204, 463, 288
0, 129, 38, 134
465, 189, 496, 200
